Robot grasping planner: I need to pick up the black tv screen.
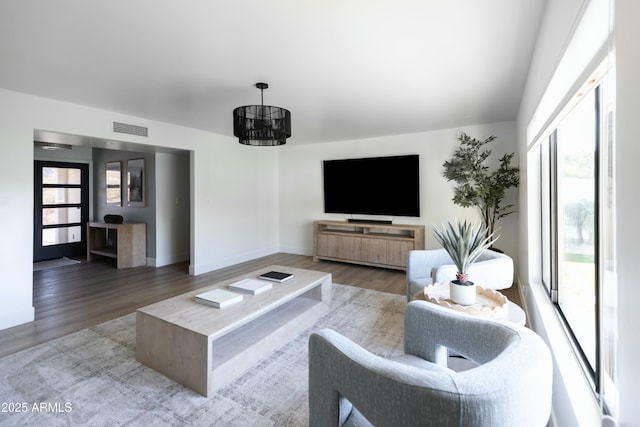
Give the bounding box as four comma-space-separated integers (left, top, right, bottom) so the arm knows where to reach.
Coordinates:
323, 155, 420, 217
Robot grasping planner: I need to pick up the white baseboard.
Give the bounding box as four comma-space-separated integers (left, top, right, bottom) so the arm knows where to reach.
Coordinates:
278, 245, 312, 256
146, 251, 190, 268
189, 248, 278, 276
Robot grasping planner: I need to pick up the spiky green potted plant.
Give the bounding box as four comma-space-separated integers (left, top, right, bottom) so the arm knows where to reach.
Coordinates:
433, 219, 498, 305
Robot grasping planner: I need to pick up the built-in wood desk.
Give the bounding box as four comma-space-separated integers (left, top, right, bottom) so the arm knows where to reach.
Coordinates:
86, 222, 146, 269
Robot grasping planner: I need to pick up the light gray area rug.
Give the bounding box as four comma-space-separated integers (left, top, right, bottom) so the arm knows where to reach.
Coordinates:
0, 284, 406, 426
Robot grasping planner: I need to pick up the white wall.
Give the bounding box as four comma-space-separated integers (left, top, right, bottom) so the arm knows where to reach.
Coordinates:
0, 88, 280, 329
190, 138, 280, 275
614, 1, 640, 425
0, 121, 37, 329
279, 121, 520, 261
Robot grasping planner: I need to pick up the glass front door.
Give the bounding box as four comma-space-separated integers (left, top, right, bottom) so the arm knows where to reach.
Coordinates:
34, 161, 89, 262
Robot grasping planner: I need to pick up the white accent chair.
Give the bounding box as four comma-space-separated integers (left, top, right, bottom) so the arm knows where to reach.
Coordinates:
406, 249, 514, 301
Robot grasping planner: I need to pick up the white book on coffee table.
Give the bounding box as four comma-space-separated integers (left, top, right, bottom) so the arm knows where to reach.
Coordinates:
228, 278, 273, 295
195, 288, 243, 308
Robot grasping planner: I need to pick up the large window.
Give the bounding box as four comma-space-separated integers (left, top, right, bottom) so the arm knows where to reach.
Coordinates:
538, 68, 617, 411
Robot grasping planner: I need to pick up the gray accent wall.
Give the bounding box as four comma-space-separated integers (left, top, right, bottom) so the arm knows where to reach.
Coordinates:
92, 147, 190, 266
92, 148, 157, 258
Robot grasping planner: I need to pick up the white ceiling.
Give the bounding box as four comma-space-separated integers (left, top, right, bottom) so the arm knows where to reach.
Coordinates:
0, 0, 546, 145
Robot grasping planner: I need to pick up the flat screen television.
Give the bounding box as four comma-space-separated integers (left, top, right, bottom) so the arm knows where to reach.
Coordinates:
322, 154, 420, 218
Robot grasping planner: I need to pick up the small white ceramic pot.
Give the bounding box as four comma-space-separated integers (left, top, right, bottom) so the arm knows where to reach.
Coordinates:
449, 280, 476, 305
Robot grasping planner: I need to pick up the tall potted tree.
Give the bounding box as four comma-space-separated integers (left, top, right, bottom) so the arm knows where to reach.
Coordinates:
442, 132, 519, 240
433, 219, 498, 305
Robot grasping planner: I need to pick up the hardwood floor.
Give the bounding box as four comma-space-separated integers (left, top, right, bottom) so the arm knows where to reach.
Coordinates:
0, 253, 521, 358
0, 254, 400, 358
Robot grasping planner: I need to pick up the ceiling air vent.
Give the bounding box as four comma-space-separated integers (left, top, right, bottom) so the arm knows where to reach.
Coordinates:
113, 121, 148, 137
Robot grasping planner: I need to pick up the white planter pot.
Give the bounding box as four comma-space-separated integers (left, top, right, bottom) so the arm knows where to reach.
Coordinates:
450, 281, 476, 305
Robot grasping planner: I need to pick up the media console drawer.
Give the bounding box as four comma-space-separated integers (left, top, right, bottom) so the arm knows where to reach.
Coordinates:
313, 220, 425, 271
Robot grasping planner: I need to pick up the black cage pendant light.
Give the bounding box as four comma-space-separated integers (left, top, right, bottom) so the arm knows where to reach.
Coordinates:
233, 83, 292, 146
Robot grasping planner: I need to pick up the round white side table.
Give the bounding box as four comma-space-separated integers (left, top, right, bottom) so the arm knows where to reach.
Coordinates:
414, 286, 526, 327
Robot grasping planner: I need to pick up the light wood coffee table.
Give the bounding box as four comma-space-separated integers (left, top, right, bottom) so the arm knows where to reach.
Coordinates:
136, 265, 332, 397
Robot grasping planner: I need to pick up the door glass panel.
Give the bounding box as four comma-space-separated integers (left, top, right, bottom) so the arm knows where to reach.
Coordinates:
42, 187, 82, 204
42, 226, 82, 246
42, 167, 81, 185
42, 207, 82, 225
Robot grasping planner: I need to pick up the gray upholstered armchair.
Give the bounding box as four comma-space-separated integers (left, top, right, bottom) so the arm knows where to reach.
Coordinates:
308, 300, 552, 427
406, 248, 514, 301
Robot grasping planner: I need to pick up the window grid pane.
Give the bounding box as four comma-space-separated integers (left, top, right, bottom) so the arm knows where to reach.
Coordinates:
42, 167, 81, 185
42, 207, 82, 226
42, 187, 82, 205
541, 139, 552, 293
42, 226, 82, 246
599, 75, 618, 412
555, 88, 597, 373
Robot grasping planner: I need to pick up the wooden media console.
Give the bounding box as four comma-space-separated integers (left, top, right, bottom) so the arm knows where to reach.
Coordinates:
313, 220, 425, 271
